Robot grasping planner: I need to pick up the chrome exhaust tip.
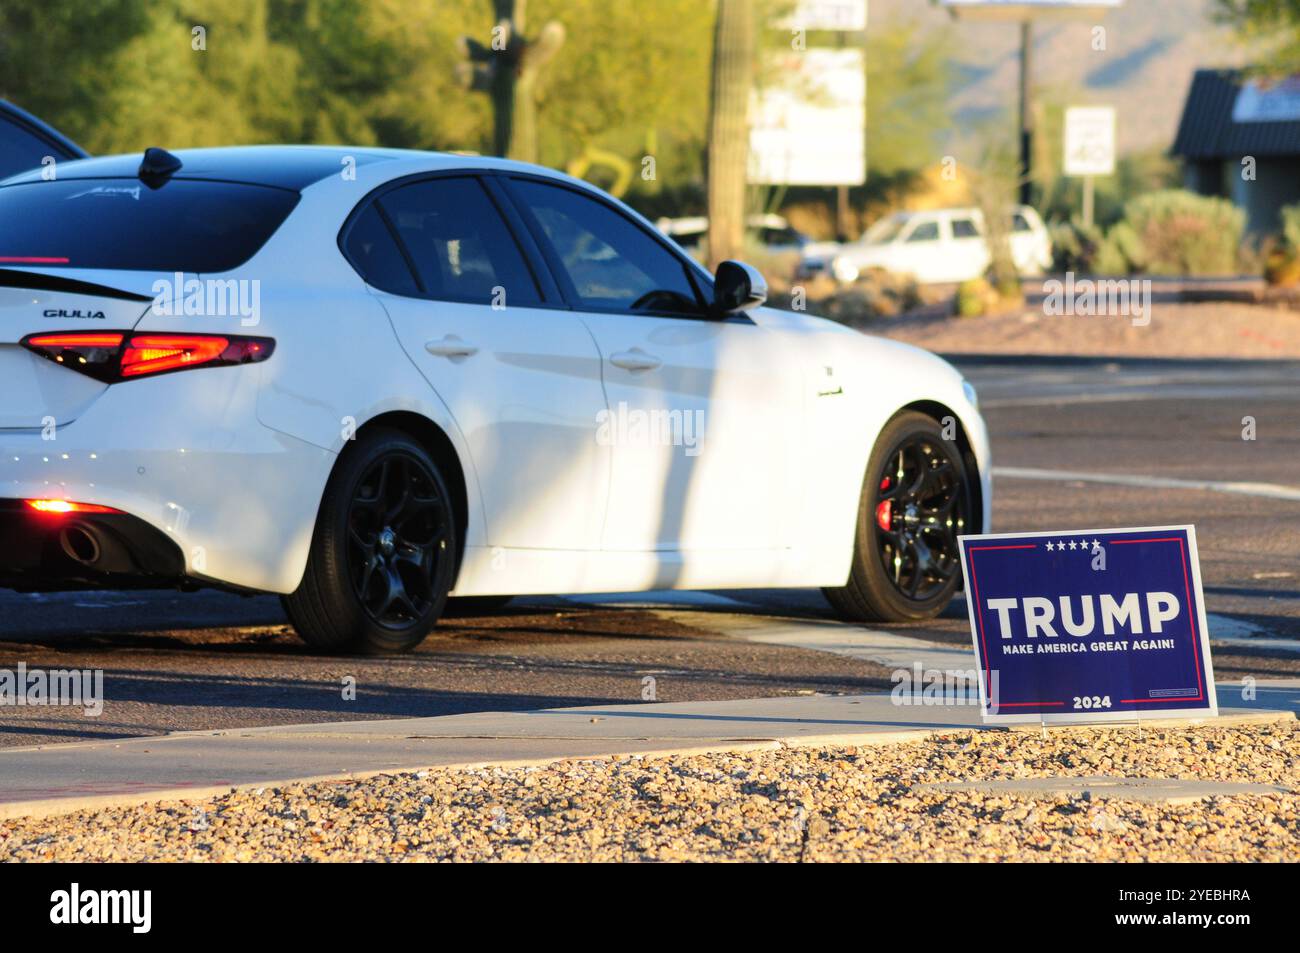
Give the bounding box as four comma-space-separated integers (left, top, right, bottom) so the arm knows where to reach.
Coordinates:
59, 522, 102, 567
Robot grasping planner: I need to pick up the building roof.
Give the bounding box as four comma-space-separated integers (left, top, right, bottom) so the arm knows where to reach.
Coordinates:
1172, 69, 1300, 161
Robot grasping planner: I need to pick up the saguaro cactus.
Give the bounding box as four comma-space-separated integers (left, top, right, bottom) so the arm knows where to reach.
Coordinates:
706, 0, 754, 270
457, 0, 565, 163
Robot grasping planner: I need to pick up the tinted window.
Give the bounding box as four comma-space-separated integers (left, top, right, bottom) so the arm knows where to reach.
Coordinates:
377, 178, 540, 305
906, 221, 940, 243
511, 179, 702, 315
951, 218, 980, 239
1012, 213, 1032, 233
0, 178, 298, 272
0, 118, 66, 181
343, 204, 419, 295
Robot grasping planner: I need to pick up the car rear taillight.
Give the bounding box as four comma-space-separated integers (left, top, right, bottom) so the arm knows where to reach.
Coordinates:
24, 499, 122, 515
21, 331, 274, 383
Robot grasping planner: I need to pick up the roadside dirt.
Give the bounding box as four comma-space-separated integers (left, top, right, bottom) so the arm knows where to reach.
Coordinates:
860, 300, 1300, 359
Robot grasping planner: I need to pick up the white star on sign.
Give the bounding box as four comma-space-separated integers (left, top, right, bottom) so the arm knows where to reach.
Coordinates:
1046, 541, 1055, 551
1068, 540, 1078, 550
1092, 539, 1101, 549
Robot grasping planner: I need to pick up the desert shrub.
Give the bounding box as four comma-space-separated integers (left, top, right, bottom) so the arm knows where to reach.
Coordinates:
1118, 190, 1244, 276
1049, 216, 1143, 275
1265, 249, 1300, 286
1269, 204, 1300, 284
1095, 221, 1145, 275
773, 269, 922, 322
1261, 227, 1300, 287
954, 278, 990, 317
953, 276, 1020, 317
1283, 203, 1300, 252
951, 273, 1019, 317
1049, 218, 1103, 273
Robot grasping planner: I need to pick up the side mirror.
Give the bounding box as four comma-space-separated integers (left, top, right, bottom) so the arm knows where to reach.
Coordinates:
711, 260, 767, 316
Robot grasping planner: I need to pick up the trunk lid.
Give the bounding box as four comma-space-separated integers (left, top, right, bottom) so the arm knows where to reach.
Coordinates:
0, 268, 155, 428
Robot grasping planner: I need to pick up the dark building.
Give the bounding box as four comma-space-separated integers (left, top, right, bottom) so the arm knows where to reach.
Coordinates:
1172, 69, 1300, 236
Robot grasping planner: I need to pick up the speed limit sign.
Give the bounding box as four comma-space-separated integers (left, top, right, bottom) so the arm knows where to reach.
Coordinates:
1064, 106, 1116, 177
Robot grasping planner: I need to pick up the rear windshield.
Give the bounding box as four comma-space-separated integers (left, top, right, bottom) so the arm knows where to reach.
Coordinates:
0, 178, 299, 272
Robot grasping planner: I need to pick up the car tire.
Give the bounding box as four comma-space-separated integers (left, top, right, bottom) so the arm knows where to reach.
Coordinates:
283, 428, 457, 654
823, 411, 972, 623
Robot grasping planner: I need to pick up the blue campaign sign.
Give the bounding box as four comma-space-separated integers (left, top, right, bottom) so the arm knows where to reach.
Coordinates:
958, 525, 1217, 723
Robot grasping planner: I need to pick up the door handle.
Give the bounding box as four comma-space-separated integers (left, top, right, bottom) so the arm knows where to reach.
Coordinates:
425, 335, 478, 358
609, 348, 662, 371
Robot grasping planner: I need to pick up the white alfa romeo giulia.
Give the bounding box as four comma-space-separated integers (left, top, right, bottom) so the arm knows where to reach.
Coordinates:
0, 146, 990, 652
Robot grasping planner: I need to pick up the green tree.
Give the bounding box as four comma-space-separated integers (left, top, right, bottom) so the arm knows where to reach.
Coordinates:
968, 145, 1023, 299
532, 0, 712, 182
1215, 0, 1300, 75
0, 0, 717, 204
865, 18, 953, 176
0, 0, 151, 144
93, 1, 304, 152
270, 0, 415, 145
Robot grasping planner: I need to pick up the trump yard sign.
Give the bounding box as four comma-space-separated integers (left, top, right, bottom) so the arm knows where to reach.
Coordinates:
958, 526, 1217, 724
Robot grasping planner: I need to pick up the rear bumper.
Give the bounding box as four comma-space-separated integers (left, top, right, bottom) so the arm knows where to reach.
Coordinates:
0, 502, 186, 591
0, 365, 336, 594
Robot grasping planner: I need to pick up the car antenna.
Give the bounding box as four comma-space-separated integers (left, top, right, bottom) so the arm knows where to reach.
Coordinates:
138, 147, 183, 188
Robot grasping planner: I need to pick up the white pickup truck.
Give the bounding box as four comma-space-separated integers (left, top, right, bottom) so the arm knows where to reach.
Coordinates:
803, 206, 1054, 284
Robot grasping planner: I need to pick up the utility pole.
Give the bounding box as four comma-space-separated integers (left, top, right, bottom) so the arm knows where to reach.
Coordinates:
706, 0, 755, 270
1018, 19, 1034, 207
457, 0, 565, 163
943, 2, 1127, 209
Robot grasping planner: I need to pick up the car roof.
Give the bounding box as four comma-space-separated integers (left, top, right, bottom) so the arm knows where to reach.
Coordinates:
0, 144, 434, 190
656, 213, 793, 236
894, 206, 1037, 218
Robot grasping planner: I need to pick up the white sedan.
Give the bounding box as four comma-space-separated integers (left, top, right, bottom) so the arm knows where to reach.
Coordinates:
0, 147, 991, 652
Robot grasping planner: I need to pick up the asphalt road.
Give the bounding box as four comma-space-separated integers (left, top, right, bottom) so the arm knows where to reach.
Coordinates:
1, 354, 1297, 746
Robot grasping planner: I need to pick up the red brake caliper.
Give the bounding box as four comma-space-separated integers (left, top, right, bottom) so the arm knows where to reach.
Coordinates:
876, 477, 892, 532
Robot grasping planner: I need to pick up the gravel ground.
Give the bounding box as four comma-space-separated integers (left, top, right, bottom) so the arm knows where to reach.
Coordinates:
3, 721, 1296, 862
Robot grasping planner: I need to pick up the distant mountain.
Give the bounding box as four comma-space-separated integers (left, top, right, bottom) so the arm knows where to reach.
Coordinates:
871, 0, 1257, 155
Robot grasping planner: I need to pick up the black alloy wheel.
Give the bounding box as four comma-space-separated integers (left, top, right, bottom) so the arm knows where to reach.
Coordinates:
283, 429, 457, 653
871, 433, 967, 602
347, 452, 450, 628
823, 411, 974, 623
